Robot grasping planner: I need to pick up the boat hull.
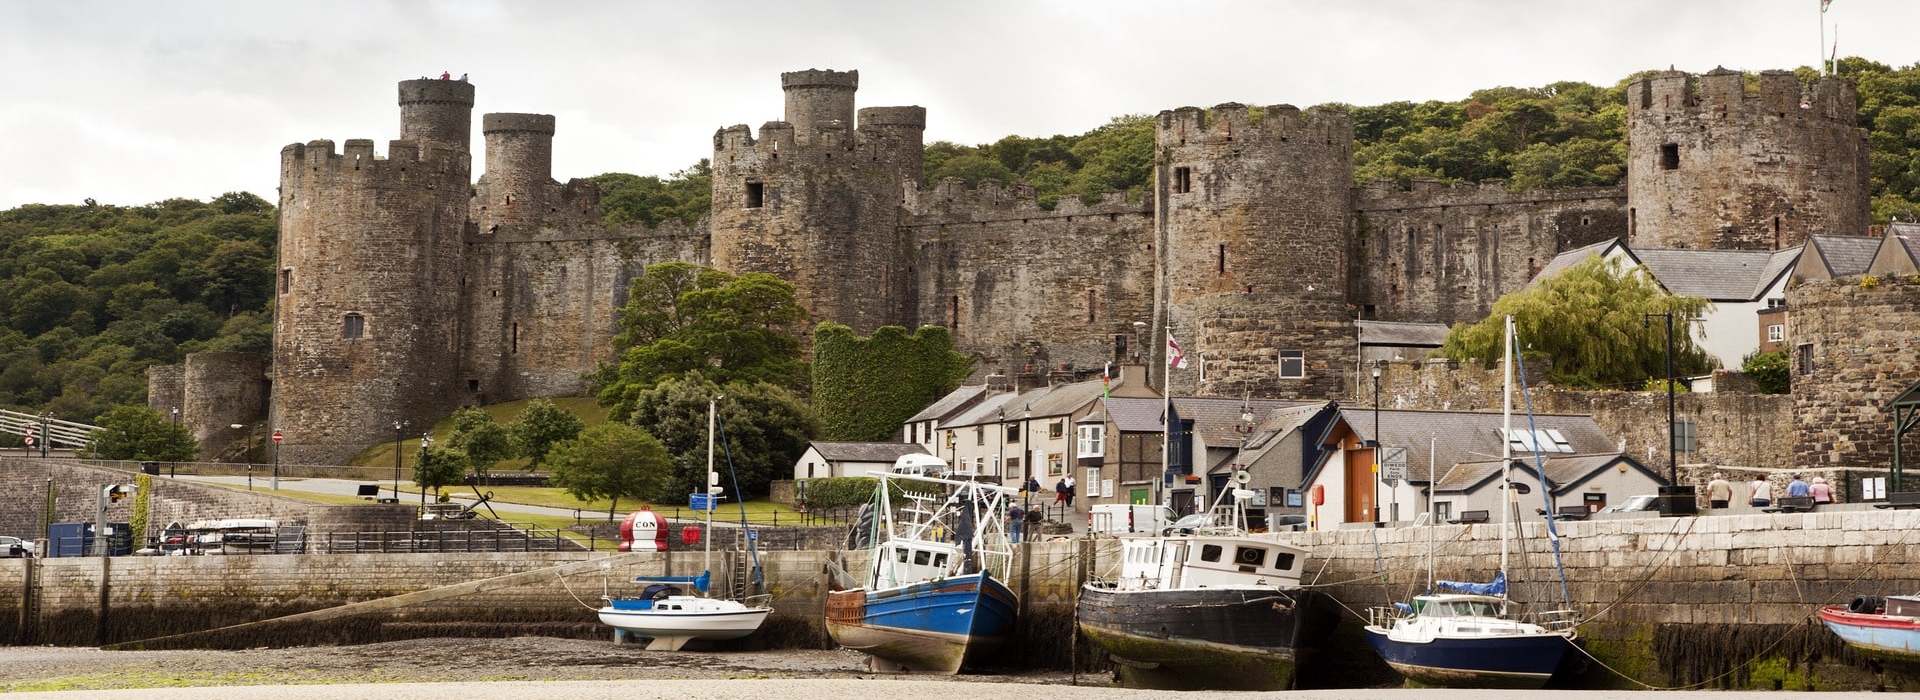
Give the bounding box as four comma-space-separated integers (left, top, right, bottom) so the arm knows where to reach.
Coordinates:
824, 572, 1017, 674
1077, 585, 1332, 690
1363, 626, 1573, 688
597, 601, 770, 643
1819, 605, 1920, 662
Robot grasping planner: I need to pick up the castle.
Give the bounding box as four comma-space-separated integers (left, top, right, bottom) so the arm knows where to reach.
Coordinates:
148, 67, 1870, 465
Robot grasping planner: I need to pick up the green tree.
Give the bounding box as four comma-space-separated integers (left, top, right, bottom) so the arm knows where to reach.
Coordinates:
83, 405, 198, 461
413, 443, 471, 498
445, 407, 517, 476
590, 160, 712, 229
593, 262, 808, 421
1438, 256, 1715, 388
506, 399, 584, 469
1742, 349, 1790, 395
547, 422, 672, 519
627, 371, 821, 502
812, 323, 975, 441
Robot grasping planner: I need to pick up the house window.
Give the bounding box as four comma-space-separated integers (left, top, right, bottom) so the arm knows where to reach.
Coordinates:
990, 455, 1000, 475
1049, 420, 1065, 439
1435, 501, 1452, 521
1278, 350, 1305, 379
1797, 343, 1814, 376
342, 313, 365, 339
1006, 424, 1020, 443
745, 182, 764, 208
1077, 424, 1105, 458
1047, 453, 1064, 476
1766, 298, 1786, 308
975, 426, 984, 446
1172, 166, 1192, 194
1660, 144, 1680, 170
1767, 324, 1784, 343
1087, 467, 1102, 497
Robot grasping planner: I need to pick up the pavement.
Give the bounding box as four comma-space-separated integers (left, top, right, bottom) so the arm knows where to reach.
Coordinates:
172, 475, 601, 521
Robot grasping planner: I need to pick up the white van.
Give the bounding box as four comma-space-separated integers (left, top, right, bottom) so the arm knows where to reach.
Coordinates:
1088, 504, 1174, 535
890, 453, 949, 477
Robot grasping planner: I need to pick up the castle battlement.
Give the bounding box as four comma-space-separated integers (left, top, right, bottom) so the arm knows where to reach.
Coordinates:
280, 138, 467, 183
482, 113, 555, 135
903, 178, 1144, 221
781, 68, 859, 90
858, 106, 927, 130
712, 121, 800, 158
1157, 103, 1352, 150
1629, 67, 1856, 125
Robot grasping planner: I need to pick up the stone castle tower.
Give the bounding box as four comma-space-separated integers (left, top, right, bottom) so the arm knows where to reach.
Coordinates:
1153, 104, 1357, 400
709, 69, 926, 334
272, 79, 475, 463
1627, 68, 1868, 250
158, 65, 1875, 464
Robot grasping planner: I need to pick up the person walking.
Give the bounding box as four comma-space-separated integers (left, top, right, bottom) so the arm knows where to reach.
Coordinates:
1810, 476, 1835, 505
1007, 503, 1026, 544
1064, 474, 1078, 507
1706, 473, 1732, 509
1053, 478, 1068, 506
1749, 476, 1772, 508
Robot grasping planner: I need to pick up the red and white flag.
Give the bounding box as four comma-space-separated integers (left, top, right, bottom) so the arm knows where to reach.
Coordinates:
1167, 333, 1189, 369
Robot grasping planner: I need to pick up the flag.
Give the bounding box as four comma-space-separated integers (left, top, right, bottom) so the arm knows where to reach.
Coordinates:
1821, 0, 1831, 12
1167, 333, 1189, 369
1102, 362, 1111, 398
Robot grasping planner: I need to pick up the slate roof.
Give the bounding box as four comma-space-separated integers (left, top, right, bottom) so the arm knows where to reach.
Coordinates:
1179, 397, 1315, 446
1806, 235, 1882, 278
1530, 238, 1625, 287
1103, 397, 1167, 432
1335, 408, 1616, 484
1434, 453, 1639, 494
809, 441, 931, 463
1635, 247, 1798, 301
906, 384, 990, 423
1891, 222, 1920, 238
1358, 320, 1451, 348
1217, 402, 1335, 473
941, 371, 1137, 430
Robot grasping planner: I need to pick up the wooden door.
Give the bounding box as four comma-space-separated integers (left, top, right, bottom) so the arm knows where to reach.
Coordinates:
1345, 447, 1376, 523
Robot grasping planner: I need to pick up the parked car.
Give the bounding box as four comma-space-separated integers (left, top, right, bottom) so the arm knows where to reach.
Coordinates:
0, 535, 30, 558
1600, 495, 1659, 513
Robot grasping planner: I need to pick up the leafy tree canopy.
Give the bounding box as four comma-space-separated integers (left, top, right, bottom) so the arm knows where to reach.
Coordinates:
548, 422, 673, 519
626, 371, 821, 504
445, 407, 516, 475
590, 160, 712, 229
812, 323, 974, 441
1742, 349, 1790, 395
83, 405, 198, 461
592, 262, 809, 421
506, 399, 585, 469
923, 115, 1154, 208
413, 443, 471, 495
1438, 256, 1715, 388
0, 193, 276, 423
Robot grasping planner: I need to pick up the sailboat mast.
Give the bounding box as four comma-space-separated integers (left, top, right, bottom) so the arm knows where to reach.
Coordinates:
1500, 315, 1513, 576
1428, 433, 1436, 592
706, 395, 719, 577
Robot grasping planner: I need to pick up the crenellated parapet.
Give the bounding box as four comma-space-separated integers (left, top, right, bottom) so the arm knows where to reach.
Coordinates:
279, 138, 469, 195
1156, 103, 1353, 152
1353, 178, 1625, 212
902, 178, 1148, 223
1627, 66, 1868, 250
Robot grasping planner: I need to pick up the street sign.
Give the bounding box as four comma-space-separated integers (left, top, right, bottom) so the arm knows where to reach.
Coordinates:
22, 434, 34, 447
1381, 446, 1408, 485
271, 430, 284, 444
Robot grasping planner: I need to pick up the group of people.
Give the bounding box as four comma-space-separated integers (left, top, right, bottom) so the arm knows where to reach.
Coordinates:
1003, 475, 1078, 542
1704, 473, 1833, 509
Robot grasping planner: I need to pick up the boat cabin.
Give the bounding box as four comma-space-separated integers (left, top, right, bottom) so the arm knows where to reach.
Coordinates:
873, 539, 961, 589
1409, 593, 1509, 618
1116, 535, 1306, 589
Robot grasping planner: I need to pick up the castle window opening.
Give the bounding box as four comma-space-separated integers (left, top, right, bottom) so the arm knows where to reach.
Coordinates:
949, 295, 960, 330
745, 182, 764, 208
1113, 334, 1128, 362
512, 323, 520, 354
1629, 208, 1637, 239
505, 194, 515, 206
1773, 216, 1782, 249
1217, 243, 1228, 275
467, 379, 480, 392
1362, 304, 1376, 319
1581, 216, 1591, 226
1660, 144, 1680, 170
1278, 350, 1305, 379
342, 313, 365, 339
1086, 289, 1097, 323
280, 268, 293, 294
1172, 167, 1192, 194
1796, 343, 1813, 376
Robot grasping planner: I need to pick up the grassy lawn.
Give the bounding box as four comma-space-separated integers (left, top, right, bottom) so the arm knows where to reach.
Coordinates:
346, 396, 610, 471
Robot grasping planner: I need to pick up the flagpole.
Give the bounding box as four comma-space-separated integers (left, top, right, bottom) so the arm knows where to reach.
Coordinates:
1162, 328, 1172, 510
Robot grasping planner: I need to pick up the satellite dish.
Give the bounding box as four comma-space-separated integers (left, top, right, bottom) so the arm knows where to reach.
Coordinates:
1234, 471, 1252, 484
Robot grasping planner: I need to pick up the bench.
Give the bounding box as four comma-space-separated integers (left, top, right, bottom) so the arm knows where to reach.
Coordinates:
1452, 510, 1490, 524
1763, 496, 1815, 513
1875, 492, 1920, 510
1553, 505, 1591, 521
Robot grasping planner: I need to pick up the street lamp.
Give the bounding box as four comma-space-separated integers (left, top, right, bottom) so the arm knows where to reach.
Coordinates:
1643, 312, 1697, 516
1131, 321, 1147, 363
417, 432, 434, 511
271, 427, 281, 491
1371, 365, 1382, 525
39, 411, 53, 459
393, 420, 410, 502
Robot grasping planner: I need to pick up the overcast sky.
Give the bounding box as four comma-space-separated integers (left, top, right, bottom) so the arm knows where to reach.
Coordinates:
3, 0, 1917, 210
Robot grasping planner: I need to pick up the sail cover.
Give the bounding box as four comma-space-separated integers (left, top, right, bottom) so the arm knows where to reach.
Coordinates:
1435, 570, 1507, 596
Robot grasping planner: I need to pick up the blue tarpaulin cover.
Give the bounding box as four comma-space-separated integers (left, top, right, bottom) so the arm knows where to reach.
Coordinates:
1435, 570, 1507, 596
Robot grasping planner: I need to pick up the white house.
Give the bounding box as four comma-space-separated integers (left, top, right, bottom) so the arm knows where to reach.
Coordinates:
791, 441, 930, 480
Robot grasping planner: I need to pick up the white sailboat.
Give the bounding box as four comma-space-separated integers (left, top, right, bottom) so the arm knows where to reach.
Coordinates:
597, 395, 771, 650
1363, 315, 1578, 688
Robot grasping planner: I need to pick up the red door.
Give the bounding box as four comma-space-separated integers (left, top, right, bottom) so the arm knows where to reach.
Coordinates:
1344, 447, 1375, 524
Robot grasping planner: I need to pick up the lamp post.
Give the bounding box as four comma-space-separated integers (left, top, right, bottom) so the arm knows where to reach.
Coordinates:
417, 432, 433, 511
39, 411, 53, 458
1644, 312, 1697, 516
1131, 321, 1147, 363
270, 428, 282, 490
1371, 365, 1382, 526
230, 423, 252, 489
392, 420, 409, 501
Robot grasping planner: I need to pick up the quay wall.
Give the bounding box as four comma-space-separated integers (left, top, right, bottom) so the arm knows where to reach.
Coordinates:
4, 490, 1917, 688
